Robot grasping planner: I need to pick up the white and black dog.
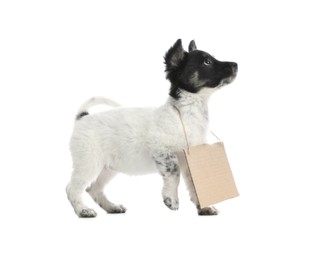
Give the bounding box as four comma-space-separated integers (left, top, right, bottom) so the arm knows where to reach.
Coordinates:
66, 39, 238, 217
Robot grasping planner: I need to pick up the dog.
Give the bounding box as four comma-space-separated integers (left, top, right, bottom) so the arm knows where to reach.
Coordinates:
66, 39, 238, 217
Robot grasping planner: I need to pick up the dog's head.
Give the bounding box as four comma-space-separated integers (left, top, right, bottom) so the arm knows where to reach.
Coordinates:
164, 39, 238, 99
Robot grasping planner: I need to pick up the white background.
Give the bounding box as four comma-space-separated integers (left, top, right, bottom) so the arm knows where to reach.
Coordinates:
1, 0, 315, 259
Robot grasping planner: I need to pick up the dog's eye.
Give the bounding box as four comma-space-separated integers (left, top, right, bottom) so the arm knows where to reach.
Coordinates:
204, 58, 212, 65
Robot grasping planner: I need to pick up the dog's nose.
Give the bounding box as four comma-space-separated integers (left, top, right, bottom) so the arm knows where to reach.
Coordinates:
231, 62, 238, 73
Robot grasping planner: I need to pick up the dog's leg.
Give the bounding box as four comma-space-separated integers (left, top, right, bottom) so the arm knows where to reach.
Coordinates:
177, 153, 218, 215
182, 168, 218, 215
66, 158, 104, 217
66, 175, 98, 218
86, 168, 126, 214
154, 152, 180, 210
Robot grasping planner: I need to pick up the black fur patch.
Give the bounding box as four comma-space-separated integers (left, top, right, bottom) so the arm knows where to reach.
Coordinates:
154, 153, 180, 177
164, 39, 238, 99
189, 40, 197, 52
76, 111, 89, 120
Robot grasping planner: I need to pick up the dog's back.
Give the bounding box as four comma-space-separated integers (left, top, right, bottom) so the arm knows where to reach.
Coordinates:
71, 107, 157, 175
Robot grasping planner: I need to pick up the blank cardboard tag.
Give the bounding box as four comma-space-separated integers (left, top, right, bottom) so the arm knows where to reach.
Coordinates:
183, 142, 239, 208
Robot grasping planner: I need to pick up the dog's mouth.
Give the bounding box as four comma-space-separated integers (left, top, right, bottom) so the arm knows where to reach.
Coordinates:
218, 72, 237, 88
219, 63, 238, 87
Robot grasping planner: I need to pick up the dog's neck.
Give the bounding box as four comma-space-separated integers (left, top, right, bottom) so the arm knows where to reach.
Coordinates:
166, 88, 218, 124
167, 88, 217, 109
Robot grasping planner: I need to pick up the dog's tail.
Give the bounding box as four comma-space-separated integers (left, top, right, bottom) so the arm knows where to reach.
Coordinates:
76, 97, 121, 120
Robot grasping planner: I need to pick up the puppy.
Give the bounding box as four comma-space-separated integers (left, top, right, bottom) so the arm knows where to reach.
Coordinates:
66, 39, 238, 217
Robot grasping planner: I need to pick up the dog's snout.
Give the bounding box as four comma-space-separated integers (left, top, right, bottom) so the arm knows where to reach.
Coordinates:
231, 62, 238, 73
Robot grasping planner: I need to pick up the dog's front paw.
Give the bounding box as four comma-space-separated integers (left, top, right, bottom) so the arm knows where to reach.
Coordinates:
163, 197, 179, 210
198, 206, 218, 216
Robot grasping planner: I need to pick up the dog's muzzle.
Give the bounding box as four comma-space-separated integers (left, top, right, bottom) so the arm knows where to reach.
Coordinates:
221, 62, 238, 85
231, 62, 238, 75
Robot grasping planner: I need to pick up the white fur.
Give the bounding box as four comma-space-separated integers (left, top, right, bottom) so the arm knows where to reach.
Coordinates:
77, 96, 121, 113
66, 88, 218, 217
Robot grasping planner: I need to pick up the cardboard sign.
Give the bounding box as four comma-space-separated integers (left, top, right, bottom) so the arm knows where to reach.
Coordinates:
183, 142, 239, 208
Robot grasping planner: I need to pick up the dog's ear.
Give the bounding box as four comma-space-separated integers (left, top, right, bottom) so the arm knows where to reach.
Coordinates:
164, 39, 185, 69
189, 40, 197, 52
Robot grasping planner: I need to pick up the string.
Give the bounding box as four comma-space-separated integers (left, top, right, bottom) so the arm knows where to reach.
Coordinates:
173, 106, 223, 154
210, 130, 222, 143
173, 106, 190, 154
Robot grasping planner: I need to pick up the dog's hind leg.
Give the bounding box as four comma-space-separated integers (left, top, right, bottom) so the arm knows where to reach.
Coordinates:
66, 175, 98, 218
86, 168, 126, 214
154, 152, 180, 210
66, 158, 104, 217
